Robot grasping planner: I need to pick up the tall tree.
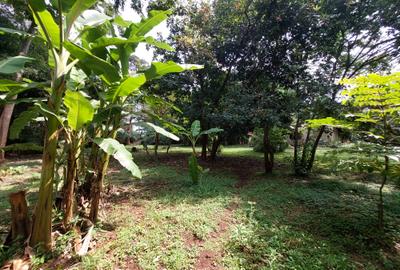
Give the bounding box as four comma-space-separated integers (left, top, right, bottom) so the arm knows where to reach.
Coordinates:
0, 0, 45, 161
293, 0, 400, 176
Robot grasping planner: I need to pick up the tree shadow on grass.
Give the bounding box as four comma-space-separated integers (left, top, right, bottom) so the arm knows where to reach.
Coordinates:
234, 176, 400, 269
105, 152, 400, 269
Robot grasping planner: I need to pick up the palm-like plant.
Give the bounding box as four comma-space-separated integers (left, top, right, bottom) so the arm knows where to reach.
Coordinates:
180, 120, 223, 184
0, 0, 202, 249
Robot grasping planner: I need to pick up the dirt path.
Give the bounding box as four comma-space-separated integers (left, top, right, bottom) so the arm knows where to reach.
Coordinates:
152, 153, 265, 188
177, 199, 237, 270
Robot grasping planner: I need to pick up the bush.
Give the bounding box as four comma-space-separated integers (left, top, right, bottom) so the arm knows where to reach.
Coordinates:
1, 143, 43, 155
250, 127, 289, 153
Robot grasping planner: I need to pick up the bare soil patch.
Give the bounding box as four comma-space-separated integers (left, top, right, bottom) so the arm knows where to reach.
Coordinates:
149, 153, 265, 188
195, 249, 222, 270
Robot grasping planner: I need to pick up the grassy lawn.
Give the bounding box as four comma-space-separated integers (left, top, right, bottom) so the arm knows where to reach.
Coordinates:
1, 146, 400, 269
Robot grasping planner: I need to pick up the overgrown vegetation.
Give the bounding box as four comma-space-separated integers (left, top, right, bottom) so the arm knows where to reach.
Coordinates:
0, 0, 399, 269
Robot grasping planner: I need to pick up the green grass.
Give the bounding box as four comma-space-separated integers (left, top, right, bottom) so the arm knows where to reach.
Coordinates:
82, 165, 236, 270
80, 146, 400, 269
1, 145, 400, 269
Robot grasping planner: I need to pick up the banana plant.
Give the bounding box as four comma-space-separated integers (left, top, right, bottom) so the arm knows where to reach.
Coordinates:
1, 1, 203, 247
0, 0, 110, 249
139, 95, 182, 159
180, 120, 223, 184
63, 10, 202, 222
62, 88, 95, 228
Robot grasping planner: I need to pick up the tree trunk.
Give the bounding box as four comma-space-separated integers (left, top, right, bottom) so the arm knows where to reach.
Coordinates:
154, 133, 159, 161
126, 116, 133, 145
300, 128, 311, 166
201, 134, 208, 160
0, 24, 35, 162
166, 143, 171, 154
293, 116, 300, 169
378, 155, 389, 230
306, 126, 325, 172
7, 191, 30, 244
210, 136, 222, 161
144, 145, 149, 155
263, 125, 274, 173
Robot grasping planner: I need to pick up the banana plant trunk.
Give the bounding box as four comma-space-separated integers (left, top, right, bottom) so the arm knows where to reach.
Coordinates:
89, 122, 119, 222
63, 135, 81, 228
30, 75, 64, 249
82, 130, 101, 200
30, 114, 60, 249
89, 153, 110, 222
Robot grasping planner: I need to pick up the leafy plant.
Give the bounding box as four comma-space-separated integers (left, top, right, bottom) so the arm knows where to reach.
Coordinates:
0, 143, 43, 154
179, 120, 223, 184
307, 72, 400, 229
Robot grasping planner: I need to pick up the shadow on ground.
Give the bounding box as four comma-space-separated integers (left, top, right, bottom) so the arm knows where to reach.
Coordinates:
102, 151, 400, 269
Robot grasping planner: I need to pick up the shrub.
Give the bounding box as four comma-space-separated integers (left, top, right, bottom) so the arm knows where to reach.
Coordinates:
1, 143, 43, 155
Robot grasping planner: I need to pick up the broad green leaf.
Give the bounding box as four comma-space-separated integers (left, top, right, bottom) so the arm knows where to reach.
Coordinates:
92, 105, 122, 124
0, 79, 24, 91
64, 90, 94, 130
67, 67, 87, 89
35, 102, 65, 125
109, 74, 146, 101
64, 41, 120, 83
90, 36, 145, 49
10, 106, 40, 139
146, 122, 180, 141
110, 49, 120, 62
75, 10, 111, 28
114, 16, 131, 27
80, 24, 111, 50
93, 138, 141, 178
50, 0, 76, 13
129, 10, 172, 37
66, 0, 98, 34
0, 56, 34, 74
28, 0, 60, 48
199, 128, 224, 136
0, 27, 36, 38
166, 122, 186, 133
144, 37, 174, 51
0, 97, 46, 106
144, 61, 203, 80
3, 81, 48, 99
191, 120, 201, 137
118, 46, 131, 76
